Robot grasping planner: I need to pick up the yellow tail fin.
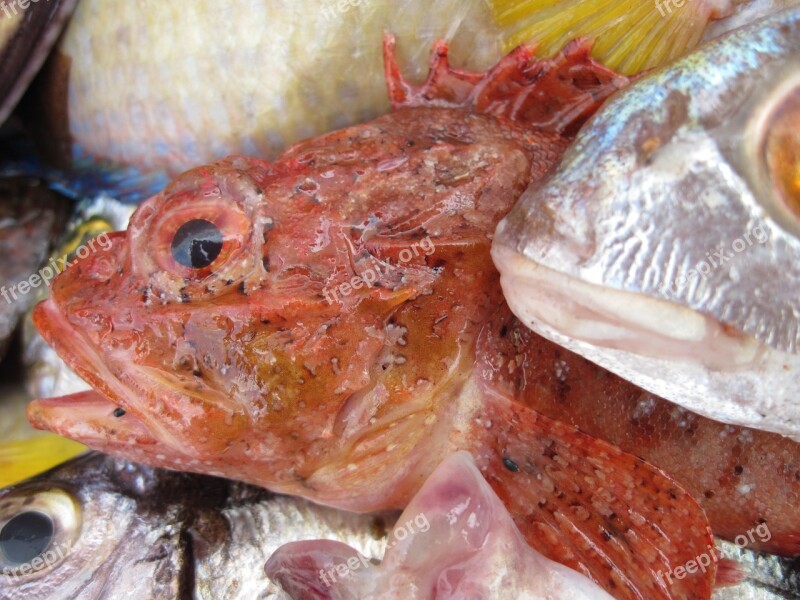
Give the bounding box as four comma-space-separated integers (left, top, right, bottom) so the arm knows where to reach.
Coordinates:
490, 0, 731, 74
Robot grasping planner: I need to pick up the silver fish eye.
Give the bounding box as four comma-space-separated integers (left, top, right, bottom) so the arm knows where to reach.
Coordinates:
0, 489, 81, 578
0, 511, 54, 566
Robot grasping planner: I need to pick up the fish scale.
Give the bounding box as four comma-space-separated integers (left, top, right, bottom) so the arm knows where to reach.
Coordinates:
494, 7, 800, 439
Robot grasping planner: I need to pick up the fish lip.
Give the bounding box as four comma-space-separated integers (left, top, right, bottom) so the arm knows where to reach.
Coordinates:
28, 298, 155, 445
29, 298, 236, 458
32, 298, 129, 410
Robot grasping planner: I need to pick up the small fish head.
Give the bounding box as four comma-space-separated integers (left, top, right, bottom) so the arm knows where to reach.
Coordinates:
0, 454, 194, 598
28, 154, 410, 475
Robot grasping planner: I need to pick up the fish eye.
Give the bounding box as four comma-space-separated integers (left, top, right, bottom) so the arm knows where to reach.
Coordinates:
763, 89, 800, 221
0, 511, 54, 565
129, 166, 269, 301
170, 218, 223, 269
0, 489, 81, 578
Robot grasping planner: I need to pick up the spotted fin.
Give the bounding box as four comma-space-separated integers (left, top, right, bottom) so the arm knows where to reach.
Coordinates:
471, 387, 717, 599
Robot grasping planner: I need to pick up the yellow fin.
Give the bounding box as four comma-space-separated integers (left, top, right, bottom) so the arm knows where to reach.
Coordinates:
0, 435, 86, 488
489, 0, 732, 74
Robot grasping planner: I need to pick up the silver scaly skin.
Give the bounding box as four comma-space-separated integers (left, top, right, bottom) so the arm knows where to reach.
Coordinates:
0, 453, 390, 600
492, 7, 800, 440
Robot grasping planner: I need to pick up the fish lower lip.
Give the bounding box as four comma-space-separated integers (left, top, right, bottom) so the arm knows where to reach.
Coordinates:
490, 243, 763, 368
491, 243, 800, 440
32, 298, 131, 408
27, 389, 158, 449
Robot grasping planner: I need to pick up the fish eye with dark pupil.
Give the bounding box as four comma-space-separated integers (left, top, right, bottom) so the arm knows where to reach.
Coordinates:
171, 219, 223, 269
0, 511, 54, 566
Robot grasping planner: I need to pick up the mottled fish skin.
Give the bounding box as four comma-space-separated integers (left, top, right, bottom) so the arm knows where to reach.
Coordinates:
0, 452, 392, 600
479, 310, 800, 557
26, 39, 722, 598
492, 8, 800, 439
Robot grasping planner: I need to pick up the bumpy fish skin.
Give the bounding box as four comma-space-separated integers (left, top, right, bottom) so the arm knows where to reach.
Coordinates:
22, 196, 135, 401
492, 8, 800, 439
27, 37, 743, 598
480, 310, 800, 557
0, 453, 391, 600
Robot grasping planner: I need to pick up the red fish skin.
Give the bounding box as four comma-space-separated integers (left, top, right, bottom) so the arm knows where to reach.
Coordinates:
30, 105, 555, 507
27, 38, 725, 598
478, 310, 800, 557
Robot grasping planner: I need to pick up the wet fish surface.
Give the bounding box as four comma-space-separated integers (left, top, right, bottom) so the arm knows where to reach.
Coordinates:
25, 35, 732, 598
0, 452, 391, 600
492, 7, 800, 440
266, 452, 615, 599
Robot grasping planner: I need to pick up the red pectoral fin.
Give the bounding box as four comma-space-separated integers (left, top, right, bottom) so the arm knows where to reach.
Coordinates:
383, 33, 629, 136
470, 386, 717, 599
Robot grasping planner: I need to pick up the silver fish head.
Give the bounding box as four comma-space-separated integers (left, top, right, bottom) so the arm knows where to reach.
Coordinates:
492, 8, 800, 439
0, 452, 392, 599
0, 453, 195, 598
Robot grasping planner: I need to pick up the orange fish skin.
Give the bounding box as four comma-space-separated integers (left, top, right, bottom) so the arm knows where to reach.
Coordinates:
30, 104, 550, 507
479, 310, 800, 557
26, 38, 724, 598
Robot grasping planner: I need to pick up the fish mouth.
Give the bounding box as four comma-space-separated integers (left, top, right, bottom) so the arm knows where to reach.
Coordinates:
27, 299, 163, 455
491, 243, 766, 371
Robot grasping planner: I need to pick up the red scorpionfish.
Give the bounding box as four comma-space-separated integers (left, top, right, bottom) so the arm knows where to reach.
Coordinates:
29, 35, 744, 598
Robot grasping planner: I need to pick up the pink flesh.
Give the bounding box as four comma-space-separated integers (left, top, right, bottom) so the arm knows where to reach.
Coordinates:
264, 451, 613, 599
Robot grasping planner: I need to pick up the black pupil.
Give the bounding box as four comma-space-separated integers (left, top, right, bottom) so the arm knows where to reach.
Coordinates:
0, 511, 54, 565
171, 219, 223, 269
